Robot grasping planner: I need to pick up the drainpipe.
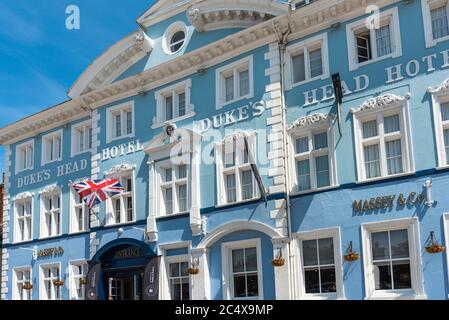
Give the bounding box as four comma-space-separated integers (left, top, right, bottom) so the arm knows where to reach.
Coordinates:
272, 12, 295, 299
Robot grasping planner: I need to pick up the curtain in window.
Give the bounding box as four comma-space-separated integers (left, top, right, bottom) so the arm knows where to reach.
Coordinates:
297, 159, 311, 191
362, 120, 378, 139
292, 52, 306, 83
364, 144, 380, 178
126, 111, 132, 134
386, 139, 403, 175
444, 129, 449, 165
315, 155, 330, 188
431, 6, 449, 40
309, 48, 323, 78
178, 184, 187, 212
314, 132, 328, 149
241, 170, 253, 200
239, 70, 249, 97
296, 137, 309, 154
441, 102, 449, 121
384, 115, 400, 133
225, 75, 234, 102
226, 174, 236, 203
375, 25, 392, 57
115, 114, 121, 137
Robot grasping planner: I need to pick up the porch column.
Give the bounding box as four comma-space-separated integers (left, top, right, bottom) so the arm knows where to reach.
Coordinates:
190, 248, 210, 300
272, 237, 291, 300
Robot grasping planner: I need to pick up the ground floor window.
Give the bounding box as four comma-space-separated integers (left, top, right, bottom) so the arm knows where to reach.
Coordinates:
40, 264, 61, 300
70, 262, 88, 300
168, 261, 190, 300
14, 268, 32, 300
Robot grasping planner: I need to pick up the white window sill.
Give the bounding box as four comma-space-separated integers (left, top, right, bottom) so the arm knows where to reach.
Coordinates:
365, 293, 427, 300
300, 293, 342, 300
151, 111, 195, 129
71, 149, 93, 158
105, 221, 136, 227
427, 35, 449, 48
291, 185, 339, 196
13, 239, 33, 245
356, 171, 414, 185
42, 159, 62, 166
216, 197, 259, 209
217, 94, 253, 110
39, 234, 62, 240
68, 230, 89, 235
350, 53, 396, 71
16, 167, 34, 174
156, 211, 189, 219
107, 133, 135, 144
436, 165, 449, 171
286, 73, 329, 91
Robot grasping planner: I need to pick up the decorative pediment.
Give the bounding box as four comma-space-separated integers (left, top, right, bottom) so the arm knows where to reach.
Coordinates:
221, 130, 254, 145
187, 0, 288, 32
288, 113, 330, 131
68, 177, 90, 186
105, 164, 136, 176
428, 78, 449, 95
350, 93, 411, 114
12, 192, 34, 202
39, 184, 61, 195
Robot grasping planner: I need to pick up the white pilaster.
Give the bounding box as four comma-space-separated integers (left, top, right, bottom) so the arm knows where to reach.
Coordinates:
146, 160, 158, 242
272, 237, 291, 300
190, 248, 211, 300
90, 110, 100, 229
190, 146, 202, 236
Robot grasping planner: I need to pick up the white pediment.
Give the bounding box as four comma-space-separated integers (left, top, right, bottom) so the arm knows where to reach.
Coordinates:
288, 113, 331, 131
350, 93, 411, 114
428, 78, 449, 95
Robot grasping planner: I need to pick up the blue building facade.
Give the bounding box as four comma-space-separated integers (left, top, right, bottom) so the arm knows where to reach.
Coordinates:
1, 0, 449, 300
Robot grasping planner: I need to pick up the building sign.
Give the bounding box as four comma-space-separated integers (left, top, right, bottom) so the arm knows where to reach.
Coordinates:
34, 246, 64, 259
101, 140, 143, 161
353, 192, 426, 213
112, 247, 142, 259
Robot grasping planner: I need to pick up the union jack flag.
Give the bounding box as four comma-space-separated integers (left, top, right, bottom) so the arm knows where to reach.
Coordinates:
72, 179, 125, 208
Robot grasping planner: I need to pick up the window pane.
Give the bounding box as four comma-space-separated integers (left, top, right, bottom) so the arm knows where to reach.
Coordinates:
320, 267, 337, 293
165, 96, 173, 121
246, 273, 259, 297
356, 30, 372, 63
444, 129, 449, 165
392, 261, 412, 289
239, 70, 249, 97
245, 247, 257, 272
362, 120, 378, 138
178, 165, 187, 179
165, 188, 173, 214
226, 174, 236, 203
384, 114, 400, 133
375, 25, 392, 57
241, 170, 253, 200
297, 160, 311, 191
126, 197, 133, 221
232, 249, 245, 273
318, 238, 334, 265
315, 155, 330, 188
371, 231, 390, 260
170, 31, 185, 52
169, 263, 179, 277
431, 6, 449, 40
309, 48, 323, 78
373, 261, 392, 290
441, 102, 449, 121
178, 184, 187, 212
165, 168, 173, 182
115, 114, 121, 137
292, 52, 305, 83
181, 262, 189, 277
171, 278, 181, 300
390, 229, 409, 259
386, 139, 403, 175
302, 240, 318, 266
178, 92, 186, 117
295, 137, 309, 154
225, 75, 234, 102
181, 278, 190, 300
233, 275, 246, 298
304, 268, 320, 294
313, 132, 328, 150
364, 144, 380, 179
223, 143, 235, 168
126, 111, 132, 135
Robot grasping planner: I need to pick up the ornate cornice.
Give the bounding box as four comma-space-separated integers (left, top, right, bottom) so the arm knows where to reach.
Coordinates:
350, 93, 411, 114
12, 192, 34, 202
427, 78, 449, 95
105, 164, 136, 176
68, 177, 90, 186
288, 113, 330, 130
221, 130, 254, 145
39, 184, 61, 195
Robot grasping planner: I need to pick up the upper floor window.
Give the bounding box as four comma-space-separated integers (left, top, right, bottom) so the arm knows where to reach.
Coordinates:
153, 79, 193, 128
106, 167, 135, 225
15, 140, 34, 173
106, 102, 134, 143
157, 161, 189, 216
69, 262, 87, 300
285, 33, 329, 90
13, 267, 32, 300
42, 130, 62, 165
216, 133, 257, 206
163, 22, 187, 55
70, 188, 88, 233
422, 0, 449, 47
346, 7, 401, 71
71, 120, 92, 156
40, 190, 61, 238
216, 56, 253, 109
14, 198, 33, 243
352, 94, 414, 182
40, 264, 61, 300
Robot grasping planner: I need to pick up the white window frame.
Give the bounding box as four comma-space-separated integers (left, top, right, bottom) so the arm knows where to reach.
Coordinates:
429, 83, 449, 168
71, 119, 93, 157
13, 266, 32, 300
215, 132, 258, 207
421, 0, 449, 47
15, 140, 34, 174
444, 213, 449, 299
153, 79, 194, 129
215, 55, 254, 109
361, 217, 426, 300
294, 227, 344, 300
41, 130, 63, 165
69, 188, 89, 234
69, 260, 88, 300
105, 168, 136, 226
106, 101, 135, 143
285, 33, 329, 90
155, 160, 190, 217
40, 190, 62, 239
221, 238, 264, 300
162, 21, 188, 55
162, 254, 191, 300
13, 196, 33, 243
353, 97, 414, 183
288, 119, 338, 195
346, 7, 402, 71
39, 262, 62, 300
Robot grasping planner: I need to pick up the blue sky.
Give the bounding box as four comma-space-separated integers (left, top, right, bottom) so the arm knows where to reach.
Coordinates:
0, 0, 155, 174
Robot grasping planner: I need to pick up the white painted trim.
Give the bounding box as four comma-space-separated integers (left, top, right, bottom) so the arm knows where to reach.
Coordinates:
421, 0, 449, 48
162, 21, 188, 55
428, 81, 449, 167
69, 188, 89, 234
12, 265, 32, 300
444, 213, 449, 298
13, 196, 34, 244
285, 32, 330, 91
14, 139, 34, 174
70, 119, 93, 157
215, 55, 254, 110
361, 217, 426, 300
41, 129, 63, 166
39, 262, 62, 301
105, 101, 135, 144
161, 254, 192, 300
346, 7, 402, 71
68, 259, 88, 300
293, 227, 345, 300
221, 238, 264, 300
39, 189, 63, 239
